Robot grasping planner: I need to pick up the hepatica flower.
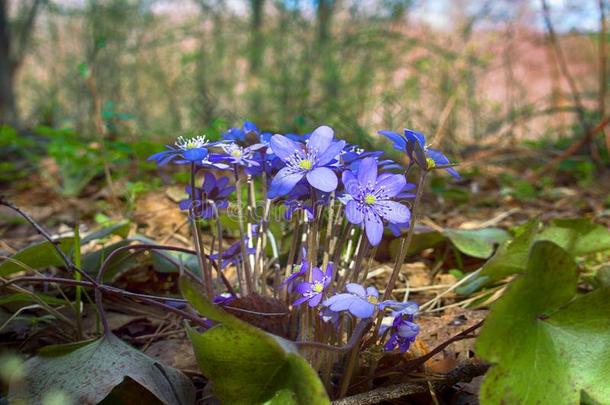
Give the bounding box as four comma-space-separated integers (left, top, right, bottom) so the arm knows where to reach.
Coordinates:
378, 128, 459, 178
342, 157, 411, 246
179, 172, 235, 218
293, 263, 334, 307
269, 126, 345, 196
220, 142, 264, 167
148, 135, 218, 165
384, 314, 420, 353
323, 283, 381, 318
210, 239, 256, 270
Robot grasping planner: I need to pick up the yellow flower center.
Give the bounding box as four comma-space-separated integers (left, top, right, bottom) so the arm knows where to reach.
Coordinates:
299, 159, 313, 170
312, 282, 324, 293
426, 157, 436, 169
231, 149, 243, 157
367, 295, 378, 304
364, 194, 376, 205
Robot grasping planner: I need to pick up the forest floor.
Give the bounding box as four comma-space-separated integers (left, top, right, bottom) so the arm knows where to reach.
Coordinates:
1, 146, 609, 403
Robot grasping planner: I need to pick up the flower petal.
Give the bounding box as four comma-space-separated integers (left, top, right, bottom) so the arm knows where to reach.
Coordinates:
348, 300, 375, 318
316, 140, 346, 166
312, 266, 324, 281
307, 125, 334, 154
324, 294, 358, 311
357, 157, 378, 186
404, 129, 426, 147
366, 286, 379, 299
308, 293, 323, 307
306, 167, 338, 192
378, 130, 407, 151
376, 200, 410, 224
342, 170, 360, 196
365, 211, 384, 246
269, 167, 304, 197
375, 174, 406, 198
270, 134, 304, 162
345, 200, 364, 225
346, 283, 366, 297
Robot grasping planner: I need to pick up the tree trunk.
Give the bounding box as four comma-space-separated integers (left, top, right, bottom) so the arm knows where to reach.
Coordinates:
0, 0, 18, 126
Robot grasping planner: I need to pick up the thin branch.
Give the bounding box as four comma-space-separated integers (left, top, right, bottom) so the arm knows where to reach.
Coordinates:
332, 362, 489, 405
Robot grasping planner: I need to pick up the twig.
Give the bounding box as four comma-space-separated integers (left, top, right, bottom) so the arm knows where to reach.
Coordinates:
0, 197, 98, 286
332, 362, 489, 405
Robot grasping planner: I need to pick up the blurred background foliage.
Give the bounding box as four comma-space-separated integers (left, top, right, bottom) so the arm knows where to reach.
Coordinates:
1, 0, 609, 197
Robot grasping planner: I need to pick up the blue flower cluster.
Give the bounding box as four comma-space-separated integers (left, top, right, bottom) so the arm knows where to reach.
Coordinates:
150, 122, 458, 247
150, 121, 459, 353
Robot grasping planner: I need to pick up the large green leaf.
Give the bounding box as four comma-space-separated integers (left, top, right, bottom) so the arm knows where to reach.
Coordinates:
444, 228, 510, 259
8, 333, 195, 404
458, 218, 610, 296
181, 277, 329, 405
476, 241, 610, 405
536, 218, 610, 256
457, 219, 539, 295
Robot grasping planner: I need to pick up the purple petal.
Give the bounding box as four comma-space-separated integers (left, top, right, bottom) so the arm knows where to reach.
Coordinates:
306, 167, 338, 192
183, 148, 208, 162
295, 282, 312, 294
404, 129, 426, 147
345, 200, 364, 224
346, 283, 366, 297
316, 140, 346, 166
270, 167, 304, 197
293, 295, 309, 306
342, 171, 360, 196
357, 157, 378, 186
270, 135, 304, 162
364, 211, 384, 246
324, 294, 359, 311
376, 200, 410, 224
375, 174, 407, 198
348, 300, 375, 318
308, 293, 323, 307
378, 130, 407, 151
307, 126, 334, 154
312, 267, 324, 281
366, 286, 379, 299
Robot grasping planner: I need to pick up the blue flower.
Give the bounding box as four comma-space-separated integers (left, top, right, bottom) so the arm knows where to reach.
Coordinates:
222, 121, 268, 145
220, 142, 265, 168
293, 263, 333, 307
280, 248, 309, 291
341, 157, 411, 246
269, 126, 345, 196
148, 135, 219, 166
283, 184, 315, 221
210, 238, 256, 270
323, 283, 381, 318
179, 172, 235, 219
378, 128, 460, 178
383, 314, 419, 352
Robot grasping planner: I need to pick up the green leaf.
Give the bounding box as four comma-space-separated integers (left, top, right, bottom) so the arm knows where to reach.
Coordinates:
9, 333, 195, 404
476, 241, 610, 405
81, 221, 130, 244
181, 277, 329, 405
0, 223, 132, 277
536, 218, 610, 256
0, 238, 74, 277
456, 219, 539, 295
0, 293, 66, 306
444, 228, 510, 259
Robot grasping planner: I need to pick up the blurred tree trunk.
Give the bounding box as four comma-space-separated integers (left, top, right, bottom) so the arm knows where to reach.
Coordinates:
599, 0, 609, 152
247, 0, 266, 118
0, 0, 42, 127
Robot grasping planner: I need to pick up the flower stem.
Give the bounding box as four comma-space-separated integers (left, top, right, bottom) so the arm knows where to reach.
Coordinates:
372, 170, 428, 339
233, 165, 253, 295
190, 163, 214, 298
